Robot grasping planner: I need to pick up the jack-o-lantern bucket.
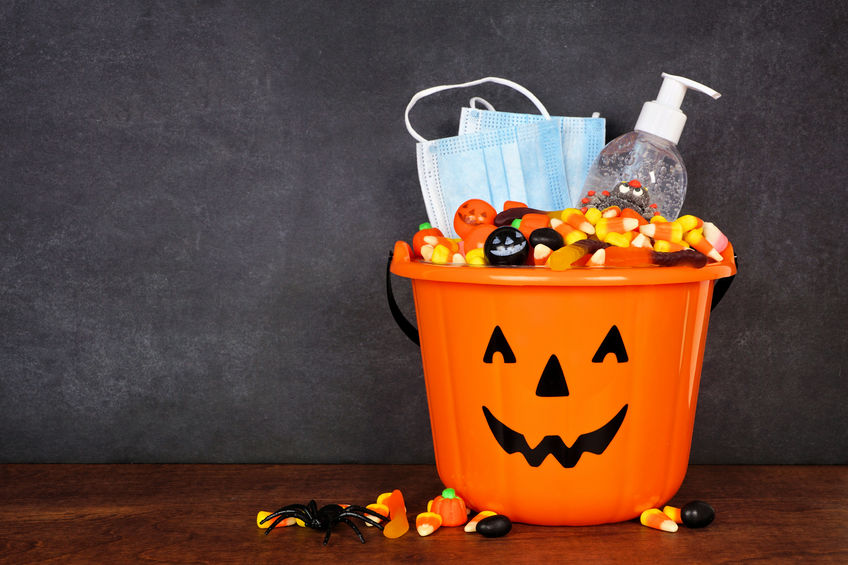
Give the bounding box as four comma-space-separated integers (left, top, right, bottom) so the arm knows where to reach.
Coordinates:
388, 241, 736, 525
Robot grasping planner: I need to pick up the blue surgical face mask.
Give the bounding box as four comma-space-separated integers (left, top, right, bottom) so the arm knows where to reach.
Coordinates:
459, 103, 605, 210
406, 77, 569, 237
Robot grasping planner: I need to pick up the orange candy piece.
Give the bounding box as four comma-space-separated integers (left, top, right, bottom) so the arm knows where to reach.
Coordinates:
516, 213, 551, 240
380, 489, 410, 538
602, 246, 654, 267
454, 199, 497, 239
462, 223, 497, 252
662, 505, 683, 524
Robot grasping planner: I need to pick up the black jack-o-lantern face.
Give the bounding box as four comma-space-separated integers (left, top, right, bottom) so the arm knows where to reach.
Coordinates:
484, 226, 529, 266
481, 325, 629, 468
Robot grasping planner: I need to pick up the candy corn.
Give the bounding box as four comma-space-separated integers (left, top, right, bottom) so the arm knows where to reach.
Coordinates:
431, 243, 451, 264
595, 217, 640, 240
640, 220, 683, 242
601, 205, 621, 218
702, 221, 728, 253
676, 214, 703, 232
415, 512, 443, 536
464, 510, 498, 533
561, 210, 595, 234
533, 244, 554, 266
256, 511, 297, 529
640, 508, 678, 532
654, 240, 689, 253
662, 505, 683, 524
684, 228, 723, 262
620, 207, 649, 225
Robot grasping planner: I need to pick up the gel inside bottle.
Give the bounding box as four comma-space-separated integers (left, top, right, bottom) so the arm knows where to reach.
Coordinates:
578, 73, 720, 220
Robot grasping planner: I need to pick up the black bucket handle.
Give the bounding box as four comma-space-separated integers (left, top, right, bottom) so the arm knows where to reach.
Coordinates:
387, 251, 737, 345
386, 251, 420, 346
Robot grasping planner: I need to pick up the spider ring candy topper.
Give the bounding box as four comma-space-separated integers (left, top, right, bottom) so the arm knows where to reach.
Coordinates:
260, 500, 389, 545
582, 179, 658, 219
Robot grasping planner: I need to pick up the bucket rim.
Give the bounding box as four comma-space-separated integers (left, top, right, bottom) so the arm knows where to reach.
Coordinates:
390, 240, 737, 286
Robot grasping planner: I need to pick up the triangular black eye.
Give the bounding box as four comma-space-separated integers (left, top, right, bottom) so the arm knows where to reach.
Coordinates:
592, 325, 629, 363
483, 325, 516, 363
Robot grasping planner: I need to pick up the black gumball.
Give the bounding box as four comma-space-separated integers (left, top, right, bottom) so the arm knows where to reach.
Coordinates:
529, 227, 564, 251
681, 500, 715, 528
484, 226, 529, 266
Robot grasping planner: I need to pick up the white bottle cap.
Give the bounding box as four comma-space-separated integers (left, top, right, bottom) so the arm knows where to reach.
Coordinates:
634, 72, 721, 144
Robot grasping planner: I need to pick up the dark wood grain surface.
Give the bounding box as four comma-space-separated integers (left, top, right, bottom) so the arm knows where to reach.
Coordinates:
0, 465, 845, 563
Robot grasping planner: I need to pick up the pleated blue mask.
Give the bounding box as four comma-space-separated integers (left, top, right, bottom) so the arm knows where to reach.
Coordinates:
458, 102, 605, 209
406, 78, 568, 237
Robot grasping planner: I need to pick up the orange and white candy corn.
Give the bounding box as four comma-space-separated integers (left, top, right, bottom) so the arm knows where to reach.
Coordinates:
416, 511, 442, 536
596, 217, 640, 241
464, 510, 498, 533
640, 508, 678, 532
533, 244, 554, 266
256, 511, 297, 529
684, 228, 723, 262
640, 220, 683, 242
561, 209, 595, 234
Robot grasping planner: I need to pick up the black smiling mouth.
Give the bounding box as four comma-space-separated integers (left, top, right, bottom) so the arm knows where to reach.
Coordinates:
482, 404, 628, 468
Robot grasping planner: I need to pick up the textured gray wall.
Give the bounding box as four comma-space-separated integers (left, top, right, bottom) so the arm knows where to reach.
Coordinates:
1, 1, 845, 463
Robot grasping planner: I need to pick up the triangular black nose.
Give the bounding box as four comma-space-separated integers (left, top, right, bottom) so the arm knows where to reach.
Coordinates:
535, 354, 569, 397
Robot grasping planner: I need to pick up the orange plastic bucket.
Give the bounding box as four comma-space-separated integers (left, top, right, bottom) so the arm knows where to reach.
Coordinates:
389, 241, 736, 525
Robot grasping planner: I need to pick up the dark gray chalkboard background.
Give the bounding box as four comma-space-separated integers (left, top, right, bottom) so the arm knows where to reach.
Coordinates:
2, 1, 846, 464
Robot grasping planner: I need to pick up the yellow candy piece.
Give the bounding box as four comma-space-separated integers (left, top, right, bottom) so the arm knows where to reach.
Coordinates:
564, 229, 588, 245
549, 243, 589, 271
431, 243, 451, 264
465, 247, 487, 266
583, 206, 602, 225
603, 232, 631, 247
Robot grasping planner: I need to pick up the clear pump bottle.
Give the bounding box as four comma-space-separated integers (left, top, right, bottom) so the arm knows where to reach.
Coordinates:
578, 73, 720, 220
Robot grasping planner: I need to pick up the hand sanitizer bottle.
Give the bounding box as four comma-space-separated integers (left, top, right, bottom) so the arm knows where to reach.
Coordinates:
578, 73, 720, 220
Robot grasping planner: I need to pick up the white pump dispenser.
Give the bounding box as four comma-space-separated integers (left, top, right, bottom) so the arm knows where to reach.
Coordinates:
577, 73, 721, 220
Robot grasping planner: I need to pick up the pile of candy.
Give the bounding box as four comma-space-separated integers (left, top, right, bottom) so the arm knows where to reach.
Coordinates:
408, 194, 730, 270
257, 487, 512, 544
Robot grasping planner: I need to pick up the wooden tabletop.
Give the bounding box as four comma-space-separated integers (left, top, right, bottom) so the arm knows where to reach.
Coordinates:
0, 464, 845, 563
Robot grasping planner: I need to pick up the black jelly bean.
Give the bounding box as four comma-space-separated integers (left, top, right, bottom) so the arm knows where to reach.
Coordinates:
529, 227, 564, 251
681, 500, 715, 528
476, 514, 512, 538
484, 226, 530, 266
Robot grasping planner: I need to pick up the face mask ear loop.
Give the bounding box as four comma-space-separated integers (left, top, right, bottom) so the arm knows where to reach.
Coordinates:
405, 76, 551, 143
469, 96, 496, 111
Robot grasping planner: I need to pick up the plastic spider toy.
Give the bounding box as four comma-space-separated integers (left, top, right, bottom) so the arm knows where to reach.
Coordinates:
581, 179, 658, 219
260, 500, 388, 545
